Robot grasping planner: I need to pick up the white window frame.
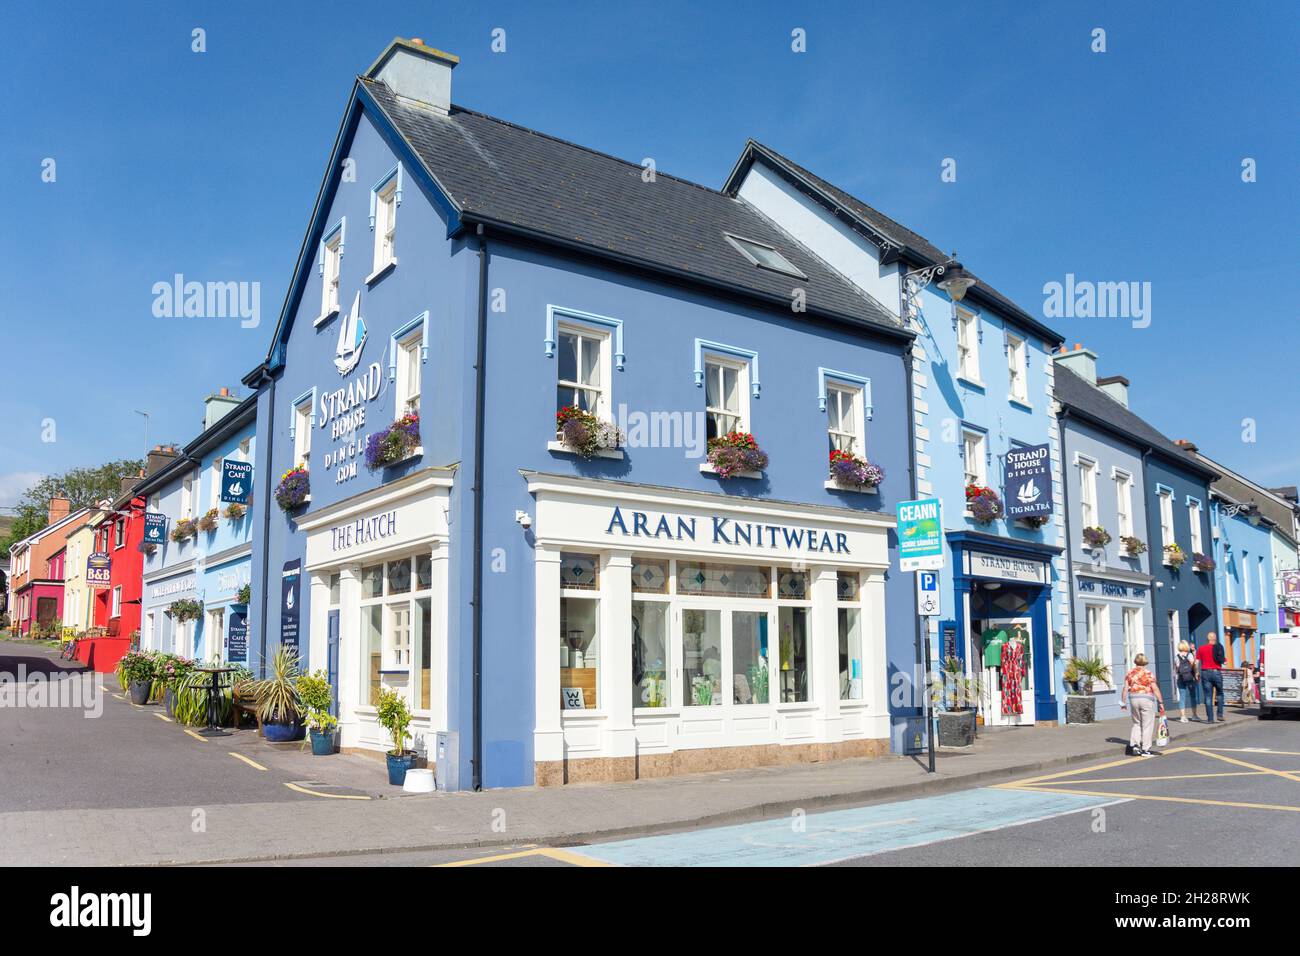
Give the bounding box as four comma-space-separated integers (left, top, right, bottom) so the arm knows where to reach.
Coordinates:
113, 518, 125, 550
825, 382, 865, 455
962, 427, 988, 490
556, 321, 612, 420
317, 220, 345, 321
181, 473, 195, 519
1225, 547, 1235, 604
703, 354, 750, 439
1122, 606, 1143, 667
289, 388, 317, 468
1243, 553, 1252, 609
111, 586, 122, 620
1113, 468, 1134, 538
209, 456, 222, 511
1005, 331, 1028, 404
1085, 603, 1111, 674
371, 178, 399, 276
1188, 497, 1204, 555
956, 307, 982, 383
358, 554, 435, 714
389, 312, 429, 419
1158, 487, 1175, 549
1077, 454, 1098, 533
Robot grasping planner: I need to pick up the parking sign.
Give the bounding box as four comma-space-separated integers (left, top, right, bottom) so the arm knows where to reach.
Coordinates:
917, 569, 941, 617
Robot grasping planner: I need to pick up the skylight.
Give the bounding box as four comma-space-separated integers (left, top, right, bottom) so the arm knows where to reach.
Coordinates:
725, 234, 806, 279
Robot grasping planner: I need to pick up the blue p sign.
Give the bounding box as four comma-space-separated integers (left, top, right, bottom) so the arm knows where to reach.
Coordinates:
917, 570, 941, 617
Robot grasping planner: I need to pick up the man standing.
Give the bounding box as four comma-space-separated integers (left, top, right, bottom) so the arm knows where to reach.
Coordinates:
1196, 631, 1225, 722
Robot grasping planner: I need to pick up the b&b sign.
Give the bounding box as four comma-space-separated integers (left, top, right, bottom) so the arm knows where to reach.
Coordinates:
221, 459, 253, 505
86, 552, 111, 589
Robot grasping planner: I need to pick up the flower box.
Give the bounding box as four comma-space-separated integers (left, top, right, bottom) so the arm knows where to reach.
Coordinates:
965, 484, 1004, 525
554, 406, 623, 459
366, 413, 422, 470
170, 518, 198, 543
1163, 543, 1187, 569
275, 465, 311, 512
1121, 535, 1147, 557
224, 502, 248, 521
1017, 514, 1051, 529
827, 450, 884, 492
1192, 552, 1215, 573
198, 508, 220, 533
1081, 526, 1112, 549
705, 432, 768, 479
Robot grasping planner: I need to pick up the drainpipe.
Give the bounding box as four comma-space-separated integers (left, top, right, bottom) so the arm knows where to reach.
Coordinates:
1058, 407, 1078, 662
256, 367, 276, 679
1140, 446, 1163, 691
471, 223, 489, 791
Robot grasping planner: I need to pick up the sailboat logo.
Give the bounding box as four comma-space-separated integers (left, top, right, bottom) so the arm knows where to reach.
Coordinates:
285, 589, 295, 611
227, 481, 243, 498
1017, 478, 1042, 505
334, 291, 367, 375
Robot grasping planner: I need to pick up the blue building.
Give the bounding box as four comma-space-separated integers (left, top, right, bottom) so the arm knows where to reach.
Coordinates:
244, 39, 917, 790
1052, 350, 1158, 720
137, 390, 257, 662
722, 143, 1068, 727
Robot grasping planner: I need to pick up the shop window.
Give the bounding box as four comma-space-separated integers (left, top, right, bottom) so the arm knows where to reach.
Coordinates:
677, 561, 769, 598
839, 608, 863, 700
777, 568, 809, 600
363, 604, 383, 705
415, 553, 433, 591
386, 558, 412, 595
732, 610, 770, 705
416, 597, 432, 711
362, 564, 384, 598
560, 596, 599, 710
777, 606, 809, 703
1122, 606, 1142, 667
388, 602, 411, 670
1085, 603, 1110, 672
632, 600, 670, 708
559, 553, 600, 591
328, 573, 340, 606
630, 557, 669, 594
683, 608, 723, 706
556, 326, 608, 418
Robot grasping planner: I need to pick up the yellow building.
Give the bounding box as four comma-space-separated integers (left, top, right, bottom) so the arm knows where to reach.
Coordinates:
61, 521, 98, 633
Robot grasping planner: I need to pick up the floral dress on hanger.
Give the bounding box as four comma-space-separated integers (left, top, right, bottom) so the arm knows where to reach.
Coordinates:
1000, 638, 1025, 716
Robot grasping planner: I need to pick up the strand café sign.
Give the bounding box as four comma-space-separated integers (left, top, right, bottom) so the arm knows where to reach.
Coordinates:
1004, 443, 1052, 520
221, 459, 253, 504
897, 497, 944, 571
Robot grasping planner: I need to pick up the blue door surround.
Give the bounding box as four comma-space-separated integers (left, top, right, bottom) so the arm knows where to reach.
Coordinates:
947, 531, 1063, 722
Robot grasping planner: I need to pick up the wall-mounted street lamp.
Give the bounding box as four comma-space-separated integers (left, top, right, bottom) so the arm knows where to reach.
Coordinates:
901, 254, 976, 324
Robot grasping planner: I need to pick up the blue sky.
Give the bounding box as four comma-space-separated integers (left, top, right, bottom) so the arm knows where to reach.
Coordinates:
1, 0, 1296, 507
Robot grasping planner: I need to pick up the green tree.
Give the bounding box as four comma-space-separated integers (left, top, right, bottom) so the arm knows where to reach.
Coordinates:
0, 458, 144, 558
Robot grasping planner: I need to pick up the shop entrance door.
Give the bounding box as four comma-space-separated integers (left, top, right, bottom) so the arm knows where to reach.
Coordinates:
974, 615, 1035, 727
676, 605, 773, 711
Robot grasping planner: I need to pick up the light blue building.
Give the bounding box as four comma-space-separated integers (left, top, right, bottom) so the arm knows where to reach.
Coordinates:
137, 391, 257, 662
244, 39, 919, 790
722, 143, 1068, 727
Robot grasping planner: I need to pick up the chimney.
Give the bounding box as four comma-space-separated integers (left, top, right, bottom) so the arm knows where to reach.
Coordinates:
203, 387, 242, 430
1052, 342, 1098, 384
365, 37, 459, 115
146, 444, 179, 476
1096, 374, 1130, 408
1174, 439, 1199, 454
48, 496, 71, 525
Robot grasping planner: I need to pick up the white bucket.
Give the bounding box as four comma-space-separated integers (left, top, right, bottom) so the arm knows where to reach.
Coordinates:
402, 768, 436, 793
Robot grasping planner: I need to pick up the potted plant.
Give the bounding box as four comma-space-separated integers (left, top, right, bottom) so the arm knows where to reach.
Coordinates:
933, 656, 980, 746
965, 484, 1004, 524
554, 406, 622, 458
1065, 655, 1111, 724
224, 502, 247, 521
274, 464, 311, 512
170, 517, 198, 542
158, 654, 196, 717
365, 412, 422, 470
137, 540, 158, 556
118, 651, 156, 705
1062, 658, 1079, 695
828, 449, 884, 491
705, 431, 768, 478
1082, 526, 1112, 549
377, 688, 416, 785
254, 647, 303, 741
236, 583, 251, 606
198, 507, 220, 533
1163, 542, 1187, 569
1192, 552, 1215, 573
1121, 536, 1147, 557
168, 598, 203, 624
297, 669, 337, 755
1019, 514, 1051, 529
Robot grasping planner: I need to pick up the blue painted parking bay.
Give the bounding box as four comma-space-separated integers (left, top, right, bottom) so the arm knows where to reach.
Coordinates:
567, 787, 1121, 867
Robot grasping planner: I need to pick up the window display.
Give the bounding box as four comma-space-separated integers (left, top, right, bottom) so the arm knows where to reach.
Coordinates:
560, 596, 599, 709
732, 610, 769, 704
632, 600, 670, 708
683, 608, 723, 706
778, 606, 809, 702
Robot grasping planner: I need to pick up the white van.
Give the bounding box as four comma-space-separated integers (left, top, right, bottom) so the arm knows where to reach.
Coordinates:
1259, 630, 1300, 718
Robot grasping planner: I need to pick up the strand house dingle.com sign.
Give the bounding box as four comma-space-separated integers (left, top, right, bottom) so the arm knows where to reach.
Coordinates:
1003, 443, 1053, 520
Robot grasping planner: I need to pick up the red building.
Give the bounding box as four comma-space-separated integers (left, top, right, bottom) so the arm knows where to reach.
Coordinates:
91, 447, 178, 640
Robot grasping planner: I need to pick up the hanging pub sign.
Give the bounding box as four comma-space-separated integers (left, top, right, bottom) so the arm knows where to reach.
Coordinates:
86, 552, 112, 589
227, 611, 248, 663
143, 513, 168, 545
280, 559, 302, 653
221, 459, 253, 504
1004, 443, 1052, 519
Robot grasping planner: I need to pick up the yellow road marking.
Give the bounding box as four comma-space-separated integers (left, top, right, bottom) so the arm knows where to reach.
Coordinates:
283, 782, 371, 800
228, 752, 268, 772
993, 747, 1190, 789
1188, 747, 1300, 783
1010, 784, 1300, 813
436, 847, 545, 867
154, 713, 173, 722
1200, 747, 1300, 757
1063, 769, 1298, 785
536, 847, 614, 867
184, 729, 207, 742
434, 845, 612, 868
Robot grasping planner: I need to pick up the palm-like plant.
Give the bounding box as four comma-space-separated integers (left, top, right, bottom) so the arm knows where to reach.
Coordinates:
1069, 655, 1111, 695
255, 647, 302, 724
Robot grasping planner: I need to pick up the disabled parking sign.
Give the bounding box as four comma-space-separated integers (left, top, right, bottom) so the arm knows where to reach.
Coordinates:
917, 569, 941, 617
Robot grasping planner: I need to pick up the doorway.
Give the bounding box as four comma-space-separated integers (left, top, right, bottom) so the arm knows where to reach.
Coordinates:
678, 605, 772, 709
969, 585, 1037, 727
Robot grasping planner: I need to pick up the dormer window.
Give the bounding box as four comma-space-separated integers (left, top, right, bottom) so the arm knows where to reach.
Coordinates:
724, 233, 806, 279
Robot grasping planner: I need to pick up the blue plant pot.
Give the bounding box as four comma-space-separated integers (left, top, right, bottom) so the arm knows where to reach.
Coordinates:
164, 687, 177, 717
386, 751, 416, 786
310, 729, 335, 756
264, 720, 304, 742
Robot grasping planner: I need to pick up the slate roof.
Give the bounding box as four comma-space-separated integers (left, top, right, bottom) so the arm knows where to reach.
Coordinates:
723, 141, 1064, 346
360, 78, 904, 337
1052, 364, 1218, 480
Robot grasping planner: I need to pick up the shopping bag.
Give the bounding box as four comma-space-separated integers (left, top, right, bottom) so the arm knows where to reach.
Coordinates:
1156, 715, 1170, 747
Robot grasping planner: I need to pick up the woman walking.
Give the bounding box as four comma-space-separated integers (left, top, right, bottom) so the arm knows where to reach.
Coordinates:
1173, 640, 1199, 722
1120, 653, 1165, 757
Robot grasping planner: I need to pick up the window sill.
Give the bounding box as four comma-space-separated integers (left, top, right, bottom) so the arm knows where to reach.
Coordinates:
380, 446, 423, 468
365, 260, 397, 286
1007, 397, 1033, 412
547, 440, 624, 460
700, 463, 763, 480
957, 375, 986, 391
560, 708, 607, 720
824, 479, 878, 494
313, 308, 339, 328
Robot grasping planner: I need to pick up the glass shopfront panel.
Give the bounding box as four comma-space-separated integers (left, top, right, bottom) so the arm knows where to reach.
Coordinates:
683, 608, 724, 706
560, 594, 600, 710
632, 600, 670, 708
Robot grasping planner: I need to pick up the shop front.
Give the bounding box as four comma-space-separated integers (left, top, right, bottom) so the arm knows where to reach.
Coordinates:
1222, 607, 1259, 668
525, 472, 895, 785
1072, 570, 1153, 720
296, 467, 454, 759
947, 532, 1060, 727
141, 568, 200, 657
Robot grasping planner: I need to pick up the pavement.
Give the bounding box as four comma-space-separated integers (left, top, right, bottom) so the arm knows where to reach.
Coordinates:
0, 638, 1274, 866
